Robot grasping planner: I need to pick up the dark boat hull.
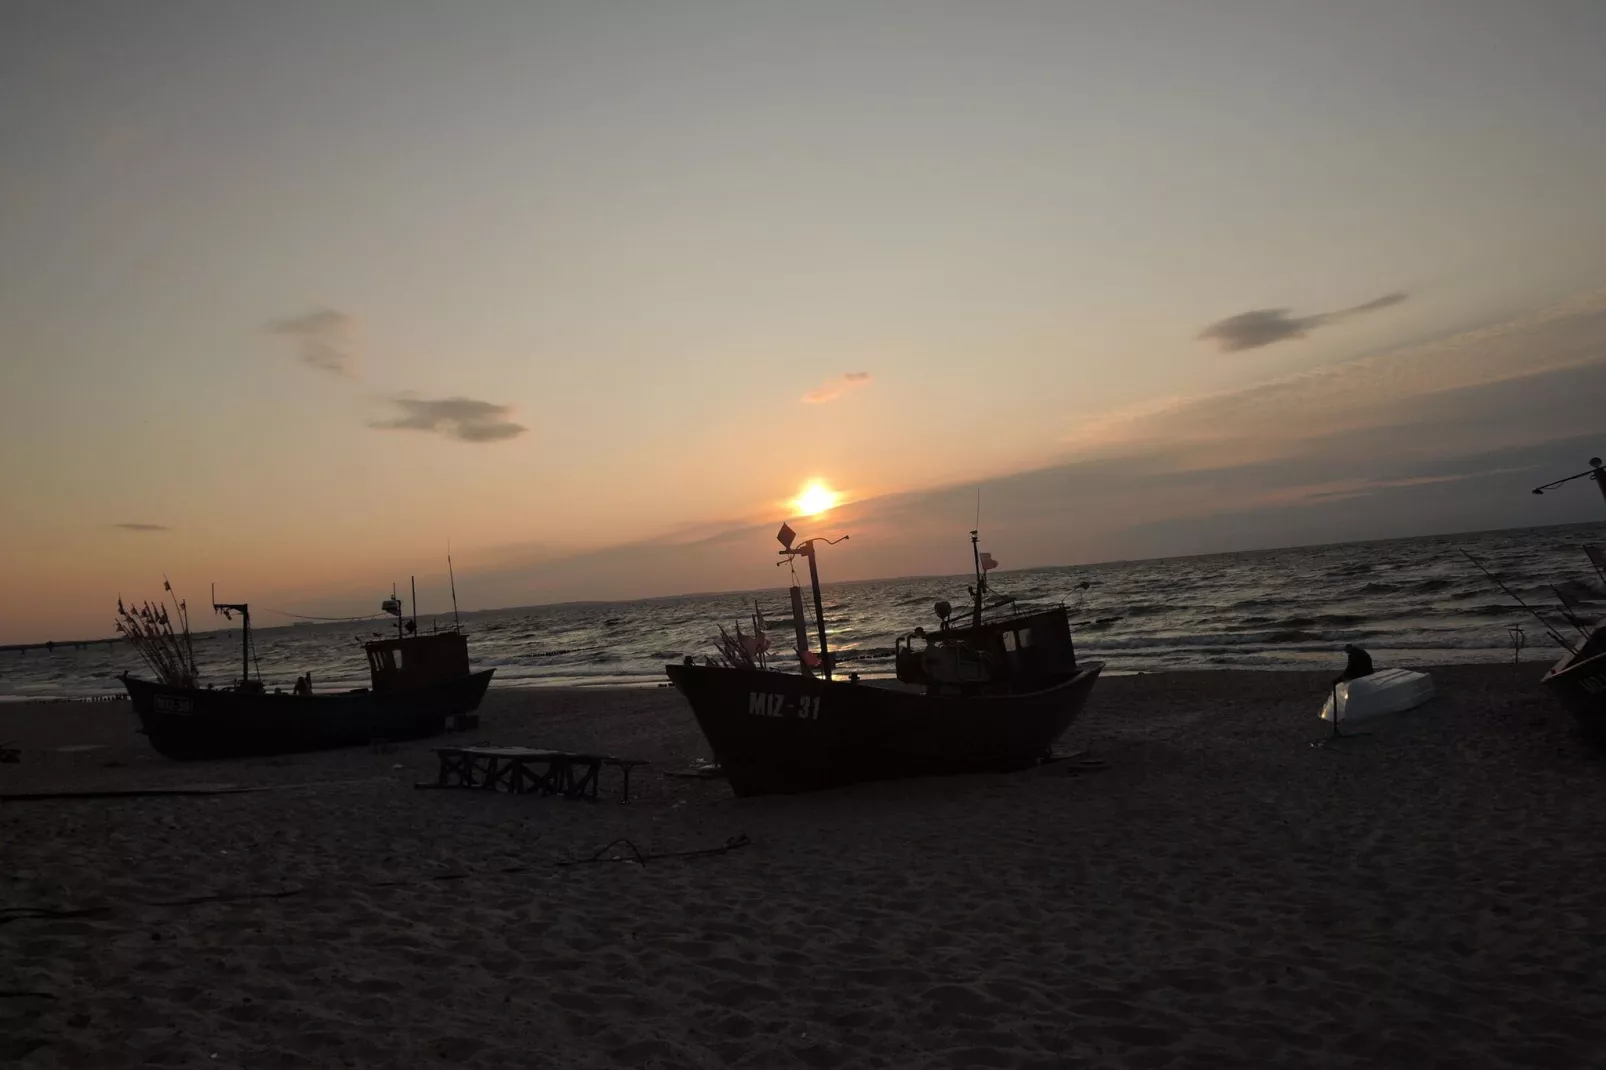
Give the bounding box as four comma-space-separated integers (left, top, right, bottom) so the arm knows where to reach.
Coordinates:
665, 662, 1102, 796
1542, 624, 1606, 743
121, 670, 495, 760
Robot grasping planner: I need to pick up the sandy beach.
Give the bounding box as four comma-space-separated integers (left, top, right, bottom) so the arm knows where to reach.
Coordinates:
4, 665, 1606, 1068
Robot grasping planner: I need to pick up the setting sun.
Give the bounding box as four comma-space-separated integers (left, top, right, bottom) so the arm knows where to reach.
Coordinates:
792, 480, 840, 517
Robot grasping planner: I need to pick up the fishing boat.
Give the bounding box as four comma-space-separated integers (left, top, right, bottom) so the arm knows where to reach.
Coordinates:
665, 524, 1102, 796
119, 577, 493, 760
1530, 458, 1606, 741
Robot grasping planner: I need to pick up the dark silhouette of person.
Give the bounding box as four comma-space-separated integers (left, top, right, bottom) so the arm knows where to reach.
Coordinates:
1333, 644, 1374, 686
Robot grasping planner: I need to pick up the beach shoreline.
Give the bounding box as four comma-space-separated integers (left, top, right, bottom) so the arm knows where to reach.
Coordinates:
5, 665, 1605, 1068
0, 650, 1570, 705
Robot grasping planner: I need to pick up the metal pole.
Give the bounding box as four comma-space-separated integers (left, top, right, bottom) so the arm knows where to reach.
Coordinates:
970, 530, 984, 627
790, 586, 812, 675
241, 607, 250, 685
806, 544, 831, 680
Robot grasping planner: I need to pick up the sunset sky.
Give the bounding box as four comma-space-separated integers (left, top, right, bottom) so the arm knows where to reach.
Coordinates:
3, 1, 1606, 643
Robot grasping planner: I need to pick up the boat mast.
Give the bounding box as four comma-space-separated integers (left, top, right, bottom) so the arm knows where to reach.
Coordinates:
970, 488, 985, 627
776, 524, 849, 681
805, 543, 830, 679
211, 584, 252, 685
411, 575, 418, 635
970, 529, 985, 628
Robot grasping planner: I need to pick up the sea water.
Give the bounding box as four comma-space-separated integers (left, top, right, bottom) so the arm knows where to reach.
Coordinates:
4, 523, 1602, 699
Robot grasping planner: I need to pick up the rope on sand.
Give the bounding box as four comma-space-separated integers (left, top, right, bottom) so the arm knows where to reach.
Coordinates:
0, 786, 256, 802
0, 907, 110, 926
557, 833, 752, 867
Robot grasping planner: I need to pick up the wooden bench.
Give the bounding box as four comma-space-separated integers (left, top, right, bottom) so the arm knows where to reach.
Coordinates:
421, 746, 648, 802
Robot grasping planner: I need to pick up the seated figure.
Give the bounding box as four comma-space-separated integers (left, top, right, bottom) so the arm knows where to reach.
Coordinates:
1332, 645, 1373, 686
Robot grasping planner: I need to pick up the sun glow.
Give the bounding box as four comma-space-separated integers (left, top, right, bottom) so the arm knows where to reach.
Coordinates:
792, 480, 840, 517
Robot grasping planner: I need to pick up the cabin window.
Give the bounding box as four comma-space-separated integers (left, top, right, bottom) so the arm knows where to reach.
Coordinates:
1002, 631, 1017, 652
1018, 628, 1034, 648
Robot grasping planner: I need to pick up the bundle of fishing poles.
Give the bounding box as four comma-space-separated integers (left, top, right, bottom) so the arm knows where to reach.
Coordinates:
114, 579, 198, 687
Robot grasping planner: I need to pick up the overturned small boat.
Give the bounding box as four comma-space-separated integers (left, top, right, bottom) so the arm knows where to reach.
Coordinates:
1320, 666, 1437, 725
119, 580, 493, 760
666, 525, 1102, 796
1528, 459, 1606, 742
1542, 625, 1606, 742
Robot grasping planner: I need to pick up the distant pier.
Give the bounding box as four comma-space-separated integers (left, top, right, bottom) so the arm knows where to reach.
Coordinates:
0, 638, 127, 655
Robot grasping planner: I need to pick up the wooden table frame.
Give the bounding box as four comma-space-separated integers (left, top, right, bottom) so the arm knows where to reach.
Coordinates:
423, 746, 648, 802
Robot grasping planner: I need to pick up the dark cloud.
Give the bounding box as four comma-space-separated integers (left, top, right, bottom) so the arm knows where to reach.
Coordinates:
113, 522, 168, 532
1199, 291, 1408, 352
801, 371, 873, 403
1344, 291, 1409, 316
370, 396, 527, 443
268, 307, 356, 375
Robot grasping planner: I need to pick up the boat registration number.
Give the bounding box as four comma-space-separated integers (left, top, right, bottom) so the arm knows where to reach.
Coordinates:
153, 695, 194, 715
747, 693, 821, 720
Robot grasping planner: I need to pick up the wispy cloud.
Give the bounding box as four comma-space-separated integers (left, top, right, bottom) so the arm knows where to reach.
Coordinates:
801, 371, 873, 404
1198, 291, 1407, 352
112, 522, 169, 532
268, 307, 356, 376
1252, 466, 1540, 508
1081, 289, 1606, 462
370, 396, 527, 443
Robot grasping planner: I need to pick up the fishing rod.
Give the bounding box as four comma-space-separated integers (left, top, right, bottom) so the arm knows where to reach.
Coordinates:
1531, 457, 1606, 505
448, 540, 462, 631
1459, 549, 1574, 654
1549, 584, 1594, 643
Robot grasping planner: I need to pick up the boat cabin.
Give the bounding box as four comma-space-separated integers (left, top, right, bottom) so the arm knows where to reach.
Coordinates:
896, 606, 1080, 695
364, 631, 471, 694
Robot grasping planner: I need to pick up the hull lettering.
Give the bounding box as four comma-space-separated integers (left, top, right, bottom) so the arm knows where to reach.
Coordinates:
745, 692, 821, 720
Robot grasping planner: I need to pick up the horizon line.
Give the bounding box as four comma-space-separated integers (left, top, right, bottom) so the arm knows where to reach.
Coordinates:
11, 517, 1600, 648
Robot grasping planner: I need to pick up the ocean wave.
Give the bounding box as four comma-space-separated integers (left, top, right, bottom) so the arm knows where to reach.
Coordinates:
10, 522, 1601, 696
